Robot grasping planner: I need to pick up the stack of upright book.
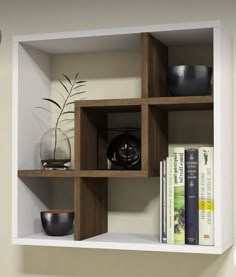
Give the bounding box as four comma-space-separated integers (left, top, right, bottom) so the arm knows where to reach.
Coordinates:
160, 147, 214, 246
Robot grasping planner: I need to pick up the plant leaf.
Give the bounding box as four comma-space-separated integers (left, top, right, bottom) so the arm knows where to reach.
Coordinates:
35, 107, 51, 112
59, 79, 69, 94
43, 98, 61, 110
62, 111, 75, 115
76, 80, 86, 84
66, 101, 75, 106
75, 72, 79, 80
70, 91, 86, 98
63, 74, 72, 85
73, 84, 85, 90
59, 119, 74, 123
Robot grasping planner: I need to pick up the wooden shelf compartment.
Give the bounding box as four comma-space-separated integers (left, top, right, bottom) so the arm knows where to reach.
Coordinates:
74, 103, 167, 177
142, 32, 213, 99
75, 104, 143, 171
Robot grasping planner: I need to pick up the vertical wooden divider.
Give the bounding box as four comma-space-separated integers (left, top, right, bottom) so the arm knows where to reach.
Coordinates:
141, 33, 168, 98
74, 106, 80, 240
149, 107, 168, 176
74, 106, 108, 240
141, 104, 149, 173
142, 104, 168, 176
141, 33, 169, 175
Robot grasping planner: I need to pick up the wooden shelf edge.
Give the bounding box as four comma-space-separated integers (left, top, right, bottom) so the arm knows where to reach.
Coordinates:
75, 98, 142, 108
75, 96, 213, 111
147, 95, 213, 110
18, 170, 79, 178
79, 170, 148, 178
18, 170, 149, 178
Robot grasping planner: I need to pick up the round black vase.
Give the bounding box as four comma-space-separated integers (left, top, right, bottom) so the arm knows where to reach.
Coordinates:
107, 134, 141, 170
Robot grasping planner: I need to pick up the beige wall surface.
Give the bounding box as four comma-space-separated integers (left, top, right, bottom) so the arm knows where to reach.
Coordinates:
0, 0, 236, 276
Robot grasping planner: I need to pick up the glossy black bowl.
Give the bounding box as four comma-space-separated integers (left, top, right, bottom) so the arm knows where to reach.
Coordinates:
166, 65, 212, 96
41, 210, 74, 236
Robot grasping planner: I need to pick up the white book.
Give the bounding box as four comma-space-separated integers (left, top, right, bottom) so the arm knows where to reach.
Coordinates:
167, 157, 174, 244
173, 147, 185, 245
162, 160, 167, 243
199, 147, 214, 246
160, 161, 162, 243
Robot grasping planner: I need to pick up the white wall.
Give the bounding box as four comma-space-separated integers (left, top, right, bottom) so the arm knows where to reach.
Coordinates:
0, 0, 236, 276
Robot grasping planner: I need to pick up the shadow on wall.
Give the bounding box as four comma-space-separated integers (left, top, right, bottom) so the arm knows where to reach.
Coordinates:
21, 246, 235, 277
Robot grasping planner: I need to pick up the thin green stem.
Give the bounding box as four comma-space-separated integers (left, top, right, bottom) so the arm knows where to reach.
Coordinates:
53, 76, 77, 159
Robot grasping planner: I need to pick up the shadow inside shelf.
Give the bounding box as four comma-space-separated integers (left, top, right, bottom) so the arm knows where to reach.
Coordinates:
18, 177, 74, 237
108, 177, 159, 212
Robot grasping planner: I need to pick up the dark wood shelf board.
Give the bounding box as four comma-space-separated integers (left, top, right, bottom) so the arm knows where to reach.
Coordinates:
78, 170, 148, 178
146, 96, 213, 110
18, 170, 79, 178
75, 96, 213, 112
18, 170, 149, 178
75, 98, 142, 112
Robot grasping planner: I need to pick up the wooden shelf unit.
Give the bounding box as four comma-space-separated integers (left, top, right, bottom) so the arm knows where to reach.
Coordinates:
13, 21, 233, 254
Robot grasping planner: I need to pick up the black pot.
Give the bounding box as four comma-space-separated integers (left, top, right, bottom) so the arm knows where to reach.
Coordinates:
166, 65, 212, 96
41, 210, 74, 236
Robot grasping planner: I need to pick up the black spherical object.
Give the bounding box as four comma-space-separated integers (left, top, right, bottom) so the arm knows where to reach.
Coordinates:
107, 134, 141, 169
41, 210, 74, 236
166, 65, 212, 96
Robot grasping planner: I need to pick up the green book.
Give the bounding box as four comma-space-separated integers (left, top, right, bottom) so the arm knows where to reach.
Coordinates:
173, 148, 185, 244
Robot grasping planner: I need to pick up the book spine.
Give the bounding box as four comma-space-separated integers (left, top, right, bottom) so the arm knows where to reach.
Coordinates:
160, 161, 162, 243
167, 157, 174, 244
162, 159, 167, 243
185, 149, 199, 245
199, 147, 214, 246
173, 148, 185, 245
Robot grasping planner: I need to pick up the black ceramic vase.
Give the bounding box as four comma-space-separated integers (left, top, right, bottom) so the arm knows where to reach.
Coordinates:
107, 134, 141, 170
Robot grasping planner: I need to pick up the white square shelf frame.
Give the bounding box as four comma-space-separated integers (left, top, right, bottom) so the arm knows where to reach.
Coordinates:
12, 20, 234, 254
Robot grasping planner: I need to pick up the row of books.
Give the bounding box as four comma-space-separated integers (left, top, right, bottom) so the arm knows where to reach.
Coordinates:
160, 147, 214, 246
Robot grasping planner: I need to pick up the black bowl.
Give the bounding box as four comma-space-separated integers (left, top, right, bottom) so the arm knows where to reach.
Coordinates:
166, 65, 212, 96
41, 210, 74, 236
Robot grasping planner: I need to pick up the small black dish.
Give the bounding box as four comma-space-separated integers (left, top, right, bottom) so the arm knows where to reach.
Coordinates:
166, 65, 212, 97
41, 210, 74, 236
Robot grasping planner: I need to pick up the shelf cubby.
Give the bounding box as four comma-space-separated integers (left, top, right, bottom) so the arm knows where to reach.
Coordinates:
16, 177, 74, 239
75, 101, 142, 171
